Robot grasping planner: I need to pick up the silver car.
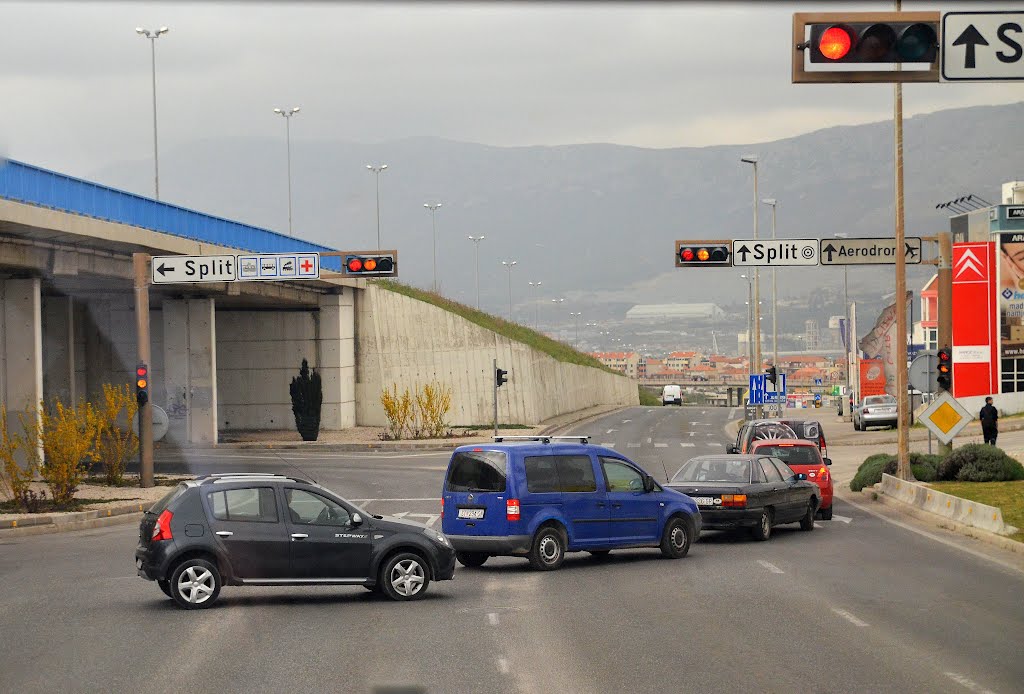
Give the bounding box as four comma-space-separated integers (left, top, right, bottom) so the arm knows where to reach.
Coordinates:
853, 395, 898, 430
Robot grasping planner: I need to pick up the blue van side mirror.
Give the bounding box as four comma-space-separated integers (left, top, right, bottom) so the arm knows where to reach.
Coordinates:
643, 475, 655, 493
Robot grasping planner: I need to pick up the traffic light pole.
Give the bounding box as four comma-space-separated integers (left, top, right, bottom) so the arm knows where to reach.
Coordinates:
894, 71, 912, 481
133, 253, 154, 488
493, 358, 499, 438
937, 231, 954, 455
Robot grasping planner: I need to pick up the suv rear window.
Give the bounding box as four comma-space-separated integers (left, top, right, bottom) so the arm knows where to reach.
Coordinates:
446, 451, 507, 492
148, 483, 188, 514
524, 455, 597, 493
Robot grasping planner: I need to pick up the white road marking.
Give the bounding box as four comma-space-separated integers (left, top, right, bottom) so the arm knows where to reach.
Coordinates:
497, 657, 510, 674
627, 443, 641, 448
688, 432, 695, 437
814, 522, 823, 529
646, 409, 653, 413
832, 514, 853, 524
654, 443, 668, 448
646, 437, 652, 444
622, 419, 632, 423
390, 511, 410, 518
944, 672, 996, 694
405, 513, 440, 527
708, 442, 723, 447
487, 612, 500, 626
606, 429, 616, 434
831, 608, 869, 627
680, 443, 696, 448
757, 560, 784, 574
701, 411, 706, 415
600, 443, 616, 448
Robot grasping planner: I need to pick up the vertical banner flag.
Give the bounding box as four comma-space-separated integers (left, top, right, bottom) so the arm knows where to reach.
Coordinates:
953, 241, 998, 397
858, 291, 911, 397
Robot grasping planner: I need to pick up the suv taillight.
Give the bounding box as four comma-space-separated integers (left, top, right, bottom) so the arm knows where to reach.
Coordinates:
819, 435, 827, 458
440, 497, 444, 519
151, 509, 173, 541
506, 499, 521, 522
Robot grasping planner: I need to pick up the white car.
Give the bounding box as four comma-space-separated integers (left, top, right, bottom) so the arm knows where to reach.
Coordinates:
662, 385, 682, 406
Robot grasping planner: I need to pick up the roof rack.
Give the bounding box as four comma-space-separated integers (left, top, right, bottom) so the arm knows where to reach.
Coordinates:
198, 472, 314, 484
492, 435, 590, 444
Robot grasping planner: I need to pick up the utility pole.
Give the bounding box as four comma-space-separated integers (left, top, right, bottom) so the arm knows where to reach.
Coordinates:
133, 253, 154, 488
892, 0, 912, 480
937, 231, 954, 455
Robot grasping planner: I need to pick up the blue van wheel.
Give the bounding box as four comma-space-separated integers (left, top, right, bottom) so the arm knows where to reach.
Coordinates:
660, 517, 692, 559
528, 525, 566, 571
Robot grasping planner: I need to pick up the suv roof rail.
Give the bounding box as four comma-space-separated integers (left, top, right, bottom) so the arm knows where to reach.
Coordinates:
198, 472, 314, 484
492, 435, 590, 444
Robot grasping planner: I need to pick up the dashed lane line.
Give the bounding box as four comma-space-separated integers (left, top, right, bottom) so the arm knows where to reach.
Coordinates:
654, 443, 668, 448
488, 612, 500, 626
831, 608, 869, 627
944, 672, 997, 694
757, 560, 784, 574
600, 443, 616, 448
680, 443, 696, 448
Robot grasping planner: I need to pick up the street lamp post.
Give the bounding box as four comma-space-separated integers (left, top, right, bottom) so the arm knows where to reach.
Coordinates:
424, 203, 442, 292
135, 26, 169, 200
741, 155, 762, 415
762, 198, 779, 370
834, 232, 851, 416
569, 312, 582, 348
366, 164, 388, 248
468, 235, 485, 310
501, 261, 517, 321
551, 298, 565, 335
741, 274, 753, 372
273, 106, 301, 236
528, 281, 543, 330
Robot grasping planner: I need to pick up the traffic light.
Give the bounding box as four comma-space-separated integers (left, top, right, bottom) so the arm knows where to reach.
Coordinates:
496, 367, 508, 388
341, 252, 398, 277
809, 20, 938, 64
792, 12, 940, 84
135, 362, 150, 406
937, 347, 952, 391
675, 241, 732, 268
765, 365, 778, 386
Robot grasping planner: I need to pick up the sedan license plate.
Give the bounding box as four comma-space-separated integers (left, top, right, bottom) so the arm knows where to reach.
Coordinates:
457, 508, 485, 520
691, 496, 717, 507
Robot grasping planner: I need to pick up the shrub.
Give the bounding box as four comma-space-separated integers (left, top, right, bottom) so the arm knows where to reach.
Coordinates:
380, 384, 414, 440
948, 445, 1024, 482
416, 382, 452, 439
95, 383, 138, 486
0, 404, 38, 511
380, 382, 453, 440
23, 399, 102, 509
850, 452, 943, 491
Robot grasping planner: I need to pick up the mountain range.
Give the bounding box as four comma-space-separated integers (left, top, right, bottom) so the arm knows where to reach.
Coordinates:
88, 100, 1024, 327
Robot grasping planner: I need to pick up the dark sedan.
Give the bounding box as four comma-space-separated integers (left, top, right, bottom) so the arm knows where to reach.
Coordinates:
666, 455, 821, 541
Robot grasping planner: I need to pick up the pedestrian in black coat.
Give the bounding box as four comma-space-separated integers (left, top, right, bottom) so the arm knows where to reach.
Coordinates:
980, 397, 999, 446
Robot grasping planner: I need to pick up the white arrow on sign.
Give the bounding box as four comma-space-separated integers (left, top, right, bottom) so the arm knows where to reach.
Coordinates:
151, 255, 236, 284
732, 239, 818, 266
942, 12, 1024, 81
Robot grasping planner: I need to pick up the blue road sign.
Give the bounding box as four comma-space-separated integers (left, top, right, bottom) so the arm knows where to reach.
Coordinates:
814, 378, 823, 386
766, 374, 787, 404
748, 374, 767, 405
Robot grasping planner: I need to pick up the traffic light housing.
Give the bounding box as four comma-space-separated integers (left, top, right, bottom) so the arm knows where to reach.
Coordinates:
496, 367, 508, 388
937, 347, 952, 391
675, 240, 732, 268
766, 365, 778, 386
340, 251, 398, 277
793, 12, 940, 84
135, 362, 150, 406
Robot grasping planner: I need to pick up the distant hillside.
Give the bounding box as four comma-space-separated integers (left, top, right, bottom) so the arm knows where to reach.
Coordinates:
89, 101, 1024, 324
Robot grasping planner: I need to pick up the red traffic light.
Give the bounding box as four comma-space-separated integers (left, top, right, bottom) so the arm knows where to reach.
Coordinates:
675, 241, 732, 267
136, 366, 148, 377
681, 248, 695, 262
342, 253, 397, 277
347, 257, 363, 272
818, 26, 852, 60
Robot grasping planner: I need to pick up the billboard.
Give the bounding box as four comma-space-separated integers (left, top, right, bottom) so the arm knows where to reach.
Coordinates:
952, 241, 999, 397
859, 360, 887, 397
858, 292, 911, 397
998, 233, 1024, 360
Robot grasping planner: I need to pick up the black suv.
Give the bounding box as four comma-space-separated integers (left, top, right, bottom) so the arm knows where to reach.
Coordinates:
135, 473, 456, 609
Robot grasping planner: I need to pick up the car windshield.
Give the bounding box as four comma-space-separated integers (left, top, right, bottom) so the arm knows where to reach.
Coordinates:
751, 445, 820, 466
865, 396, 896, 405
672, 458, 750, 484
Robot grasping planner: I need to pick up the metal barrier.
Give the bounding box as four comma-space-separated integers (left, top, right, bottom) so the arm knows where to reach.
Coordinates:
0, 158, 342, 271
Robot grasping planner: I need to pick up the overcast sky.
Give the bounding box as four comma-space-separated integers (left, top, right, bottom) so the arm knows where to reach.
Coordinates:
1, 1, 1021, 177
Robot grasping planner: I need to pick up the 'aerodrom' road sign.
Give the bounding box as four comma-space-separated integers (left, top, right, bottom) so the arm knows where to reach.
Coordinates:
820, 237, 922, 265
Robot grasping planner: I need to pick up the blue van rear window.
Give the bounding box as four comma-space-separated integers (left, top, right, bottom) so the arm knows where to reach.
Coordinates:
446, 451, 507, 492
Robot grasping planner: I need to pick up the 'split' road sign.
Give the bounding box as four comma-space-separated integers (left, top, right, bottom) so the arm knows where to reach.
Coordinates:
732, 239, 818, 266
942, 12, 1024, 81
152, 255, 236, 284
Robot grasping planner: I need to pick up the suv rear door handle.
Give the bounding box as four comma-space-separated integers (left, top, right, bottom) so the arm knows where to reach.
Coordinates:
215, 531, 233, 537
611, 503, 622, 509
595, 502, 605, 508
291, 533, 309, 540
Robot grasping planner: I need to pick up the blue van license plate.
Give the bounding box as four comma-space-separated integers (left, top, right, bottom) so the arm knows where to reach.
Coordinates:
457, 508, 485, 520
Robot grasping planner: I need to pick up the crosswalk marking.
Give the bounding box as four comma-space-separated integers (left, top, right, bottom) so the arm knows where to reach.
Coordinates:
627, 443, 641, 448
654, 443, 668, 448
600, 442, 616, 448
680, 443, 696, 448
708, 442, 723, 447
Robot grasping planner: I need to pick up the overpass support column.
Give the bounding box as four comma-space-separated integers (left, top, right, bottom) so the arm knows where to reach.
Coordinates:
1, 279, 43, 458
318, 291, 355, 429
42, 297, 76, 405
163, 298, 218, 446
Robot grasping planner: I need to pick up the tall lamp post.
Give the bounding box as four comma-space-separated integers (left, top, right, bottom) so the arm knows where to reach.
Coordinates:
468, 235, 485, 310
366, 164, 388, 248
424, 203, 442, 292
741, 155, 762, 397
762, 197, 779, 370
273, 106, 301, 236
834, 232, 851, 415
501, 261, 517, 320
741, 274, 754, 372
569, 312, 582, 348
528, 281, 543, 330
551, 298, 565, 335
135, 26, 169, 200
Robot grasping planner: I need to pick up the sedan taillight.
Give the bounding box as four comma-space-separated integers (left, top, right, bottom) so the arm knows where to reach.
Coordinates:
721, 494, 747, 508
151, 509, 173, 541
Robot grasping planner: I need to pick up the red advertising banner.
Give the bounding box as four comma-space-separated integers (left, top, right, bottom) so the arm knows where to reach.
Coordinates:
859, 359, 887, 397
952, 242, 998, 397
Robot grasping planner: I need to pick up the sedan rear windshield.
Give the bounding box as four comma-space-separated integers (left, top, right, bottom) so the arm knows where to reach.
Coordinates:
445, 451, 507, 492
672, 458, 750, 484
751, 445, 820, 466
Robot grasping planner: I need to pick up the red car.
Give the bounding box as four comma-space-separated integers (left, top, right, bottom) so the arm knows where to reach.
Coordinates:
749, 439, 833, 520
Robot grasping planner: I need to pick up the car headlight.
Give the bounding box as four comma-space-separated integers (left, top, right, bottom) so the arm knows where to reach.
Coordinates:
423, 528, 450, 546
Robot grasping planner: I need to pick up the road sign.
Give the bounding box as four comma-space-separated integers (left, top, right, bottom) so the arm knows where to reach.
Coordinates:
952, 242, 998, 397
732, 239, 818, 266
1008, 206, 1024, 220
814, 378, 823, 386
942, 12, 1024, 81
920, 392, 973, 445
766, 373, 787, 404
237, 253, 319, 281
909, 350, 938, 394
151, 255, 236, 284
819, 237, 922, 265
749, 374, 767, 405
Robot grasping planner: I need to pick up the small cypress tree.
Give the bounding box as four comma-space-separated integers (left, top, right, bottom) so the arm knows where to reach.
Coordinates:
289, 359, 323, 441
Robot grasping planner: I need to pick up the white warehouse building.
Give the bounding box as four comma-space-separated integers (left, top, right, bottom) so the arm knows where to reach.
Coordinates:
626, 303, 725, 321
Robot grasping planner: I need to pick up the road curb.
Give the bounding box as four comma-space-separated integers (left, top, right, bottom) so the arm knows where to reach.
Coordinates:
0, 503, 146, 537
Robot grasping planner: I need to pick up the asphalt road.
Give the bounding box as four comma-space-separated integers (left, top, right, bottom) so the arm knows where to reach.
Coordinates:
2, 406, 1022, 694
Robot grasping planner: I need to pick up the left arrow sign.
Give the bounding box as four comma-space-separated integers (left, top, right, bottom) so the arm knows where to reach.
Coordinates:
156, 263, 174, 277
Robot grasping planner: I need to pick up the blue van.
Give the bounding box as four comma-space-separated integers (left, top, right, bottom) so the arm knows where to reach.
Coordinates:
441, 436, 701, 570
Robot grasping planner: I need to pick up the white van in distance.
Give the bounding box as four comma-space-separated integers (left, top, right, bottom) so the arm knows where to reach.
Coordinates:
662, 385, 682, 406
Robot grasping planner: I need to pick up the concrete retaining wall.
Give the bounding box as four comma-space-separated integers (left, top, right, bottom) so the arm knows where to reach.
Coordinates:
879, 473, 1018, 536
355, 285, 637, 427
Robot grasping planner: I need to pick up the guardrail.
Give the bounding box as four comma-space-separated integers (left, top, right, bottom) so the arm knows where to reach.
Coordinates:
879, 473, 1018, 536
0, 158, 342, 271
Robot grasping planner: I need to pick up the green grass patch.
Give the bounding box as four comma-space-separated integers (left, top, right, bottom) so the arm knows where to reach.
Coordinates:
374, 280, 619, 374
931, 480, 1024, 543
638, 386, 661, 407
